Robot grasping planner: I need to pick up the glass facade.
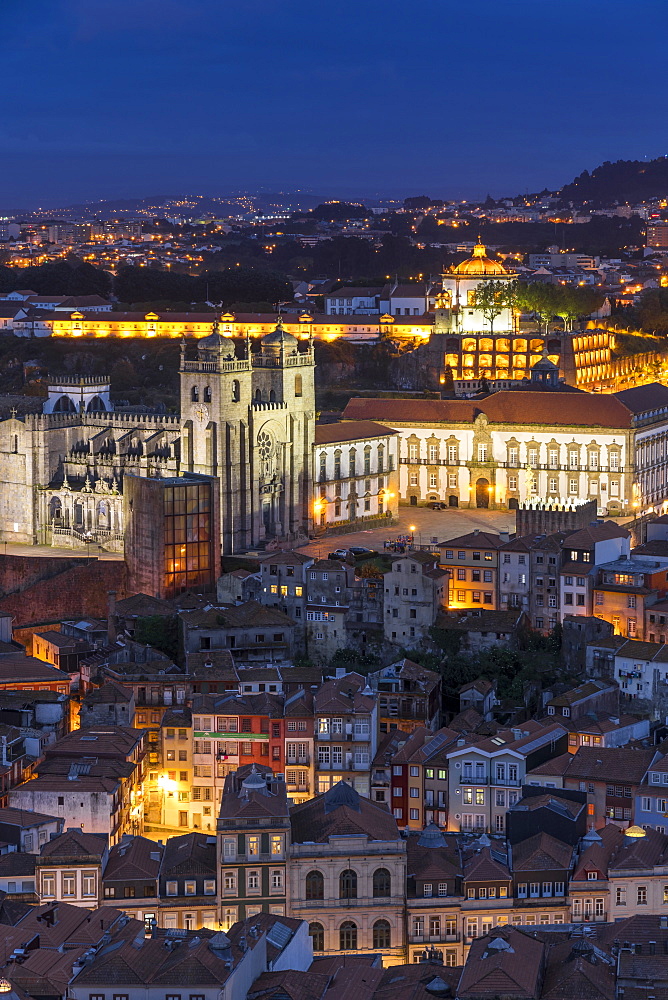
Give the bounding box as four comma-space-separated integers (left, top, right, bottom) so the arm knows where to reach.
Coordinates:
163, 482, 214, 597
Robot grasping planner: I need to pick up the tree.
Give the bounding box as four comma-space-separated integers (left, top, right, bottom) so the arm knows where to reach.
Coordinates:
134, 614, 180, 661
555, 285, 605, 331
514, 281, 559, 332
441, 364, 455, 393
470, 279, 510, 334
554, 286, 580, 332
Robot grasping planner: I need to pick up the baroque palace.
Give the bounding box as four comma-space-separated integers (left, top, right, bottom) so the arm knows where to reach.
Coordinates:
342, 382, 668, 515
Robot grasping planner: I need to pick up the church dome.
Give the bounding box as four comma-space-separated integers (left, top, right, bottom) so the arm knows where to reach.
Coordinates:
261, 317, 298, 351
199, 316, 236, 356
451, 241, 508, 276
199, 328, 236, 355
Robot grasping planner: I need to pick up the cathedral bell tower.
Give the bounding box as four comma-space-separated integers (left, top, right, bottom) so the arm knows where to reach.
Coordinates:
179, 316, 315, 554
179, 317, 254, 554
250, 318, 315, 547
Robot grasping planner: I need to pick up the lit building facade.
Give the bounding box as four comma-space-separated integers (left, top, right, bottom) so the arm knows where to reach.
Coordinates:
435, 241, 517, 335
343, 384, 668, 515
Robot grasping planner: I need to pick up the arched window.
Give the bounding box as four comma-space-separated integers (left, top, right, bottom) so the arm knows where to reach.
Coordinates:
309, 922, 324, 951
74, 501, 84, 526
53, 395, 76, 413
340, 921, 357, 951
305, 870, 324, 900
372, 868, 391, 898
295, 374, 302, 397
269, 389, 276, 402
232, 380, 240, 402
373, 919, 391, 949
339, 869, 357, 899
255, 388, 262, 402
377, 444, 384, 473
364, 446, 371, 475
203, 386, 211, 403
191, 386, 199, 402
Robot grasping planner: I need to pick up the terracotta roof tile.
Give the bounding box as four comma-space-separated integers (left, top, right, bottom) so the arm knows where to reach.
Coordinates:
463, 846, 510, 882
343, 392, 634, 429
290, 782, 400, 844
315, 421, 397, 445
511, 832, 573, 872
457, 927, 545, 998
564, 746, 655, 784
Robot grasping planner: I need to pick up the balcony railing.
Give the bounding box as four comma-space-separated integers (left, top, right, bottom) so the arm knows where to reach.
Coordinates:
317, 731, 371, 742
293, 894, 405, 909
409, 932, 460, 944
463, 897, 512, 909
460, 776, 488, 785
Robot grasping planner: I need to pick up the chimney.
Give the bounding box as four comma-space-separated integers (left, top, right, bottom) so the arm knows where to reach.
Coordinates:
107, 591, 117, 645
499, 530, 510, 544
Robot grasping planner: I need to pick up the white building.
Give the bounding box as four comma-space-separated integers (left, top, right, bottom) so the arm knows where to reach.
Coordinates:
610, 638, 668, 702
436, 241, 517, 334
380, 283, 430, 316
324, 287, 381, 315
343, 384, 668, 515
313, 420, 399, 528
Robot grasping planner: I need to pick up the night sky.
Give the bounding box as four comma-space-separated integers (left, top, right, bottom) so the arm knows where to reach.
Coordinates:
4, 0, 668, 207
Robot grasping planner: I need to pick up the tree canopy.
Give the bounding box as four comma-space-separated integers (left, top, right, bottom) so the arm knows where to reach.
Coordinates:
470, 279, 511, 333
114, 266, 293, 309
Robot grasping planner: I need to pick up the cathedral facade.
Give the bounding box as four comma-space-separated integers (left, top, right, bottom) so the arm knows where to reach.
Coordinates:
0, 319, 315, 554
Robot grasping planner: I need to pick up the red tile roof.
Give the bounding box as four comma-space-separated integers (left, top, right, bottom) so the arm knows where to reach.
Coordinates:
343, 392, 635, 429
315, 421, 397, 445
563, 746, 655, 784
457, 927, 545, 999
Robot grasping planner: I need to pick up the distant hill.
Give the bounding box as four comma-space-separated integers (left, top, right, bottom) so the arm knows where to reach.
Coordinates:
559, 156, 668, 206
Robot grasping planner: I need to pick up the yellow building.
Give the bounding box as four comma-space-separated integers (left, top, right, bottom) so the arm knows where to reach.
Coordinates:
26, 310, 432, 344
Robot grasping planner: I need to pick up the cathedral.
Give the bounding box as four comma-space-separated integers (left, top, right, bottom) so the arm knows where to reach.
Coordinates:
0, 318, 315, 554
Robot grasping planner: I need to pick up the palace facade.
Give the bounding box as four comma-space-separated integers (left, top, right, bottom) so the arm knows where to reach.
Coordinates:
342, 382, 668, 516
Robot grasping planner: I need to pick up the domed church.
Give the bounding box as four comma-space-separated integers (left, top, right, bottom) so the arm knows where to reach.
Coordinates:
436, 241, 517, 334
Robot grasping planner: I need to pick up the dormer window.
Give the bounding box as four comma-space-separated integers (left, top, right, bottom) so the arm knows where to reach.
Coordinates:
587, 871, 597, 880
547, 706, 555, 715
562, 708, 570, 717
651, 773, 661, 784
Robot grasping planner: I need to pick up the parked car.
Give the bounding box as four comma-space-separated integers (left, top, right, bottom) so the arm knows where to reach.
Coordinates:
428, 501, 447, 510
348, 546, 376, 557
329, 549, 348, 560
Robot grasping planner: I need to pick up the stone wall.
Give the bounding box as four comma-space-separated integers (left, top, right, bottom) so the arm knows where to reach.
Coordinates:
516, 500, 599, 537
0, 555, 127, 627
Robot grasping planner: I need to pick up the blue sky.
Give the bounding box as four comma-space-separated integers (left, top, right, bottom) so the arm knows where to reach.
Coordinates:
3, 0, 668, 206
